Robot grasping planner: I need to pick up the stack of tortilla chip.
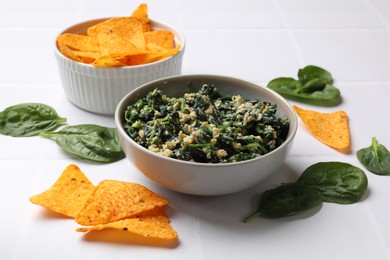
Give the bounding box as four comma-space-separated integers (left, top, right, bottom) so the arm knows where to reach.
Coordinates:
29, 164, 178, 241
56, 3, 180, 67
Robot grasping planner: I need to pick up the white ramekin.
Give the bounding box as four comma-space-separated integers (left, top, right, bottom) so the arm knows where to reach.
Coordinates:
54, 18, 185, 115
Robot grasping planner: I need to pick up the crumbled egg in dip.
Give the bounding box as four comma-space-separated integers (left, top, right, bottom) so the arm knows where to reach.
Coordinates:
124, 84, 289, 163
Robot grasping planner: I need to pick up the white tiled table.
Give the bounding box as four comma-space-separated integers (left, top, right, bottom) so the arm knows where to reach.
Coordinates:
1, 1, 390, 259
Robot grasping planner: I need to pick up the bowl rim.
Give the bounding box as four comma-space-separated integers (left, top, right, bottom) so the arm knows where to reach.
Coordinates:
115, 74, 298, 168
54, 17, 186, 70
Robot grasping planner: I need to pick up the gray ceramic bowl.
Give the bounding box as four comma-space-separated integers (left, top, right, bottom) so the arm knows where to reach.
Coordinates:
115, 75, 297, 195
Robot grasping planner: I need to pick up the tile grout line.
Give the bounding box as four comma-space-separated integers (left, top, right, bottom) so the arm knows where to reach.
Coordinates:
11, 162, 46, 260
364, 0, 390, 29
76, 0, 89, 21
273, 0, 306, 67
363, 202, 390, 260
190, 198, 205, 260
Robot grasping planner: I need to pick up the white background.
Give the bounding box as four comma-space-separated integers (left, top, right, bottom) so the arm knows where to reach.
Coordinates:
1, 0, 390, 259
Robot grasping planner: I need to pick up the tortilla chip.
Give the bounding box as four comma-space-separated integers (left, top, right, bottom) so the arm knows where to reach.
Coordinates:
29, 164, 95, 218
56, 4, 180, 67
130, 3, 151, 32
75, 180, 169, 225
116, 53, 150, 66
145, 30, 175, 50
92, 55, 126, 67
76, 206, 178, 240
29, 164, 178, 243
71, 51, 100, 64
143, 44, 181, 64
57, 33, 100, 52
87, 17, 146, 52
293, 105, 350, 150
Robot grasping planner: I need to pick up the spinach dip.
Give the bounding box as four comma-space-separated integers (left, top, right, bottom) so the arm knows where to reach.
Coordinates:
123, 84, 289, 163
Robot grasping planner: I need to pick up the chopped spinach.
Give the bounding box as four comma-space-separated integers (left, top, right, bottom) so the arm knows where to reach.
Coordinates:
123, 84, 290, 163
267, 65, 341, 105
0, 103, 66, 137
40, 124, 125, 163
357, 137, 390, 175
243, 162, 368, 222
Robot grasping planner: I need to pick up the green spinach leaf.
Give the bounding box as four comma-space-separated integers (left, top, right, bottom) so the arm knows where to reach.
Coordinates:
244, 161, 368, 221
40, 124, 125, 163
0, 103, 66, 137
297, 65, 333, 93
295, 162, 368, 204
357, 137, 390, 175
267, 65, 340, 104
243, 186, 322, 222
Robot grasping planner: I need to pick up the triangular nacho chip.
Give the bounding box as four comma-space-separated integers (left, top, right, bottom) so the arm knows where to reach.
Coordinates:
87, 17, 146, 52
130, 3, 151, 32
145, 30, 175, 50
92, 55, 126, 67
56, 33, 100, 52
75, 180, 169, 225
29, 164, 95, 218
293, 105, 350, 150
76, 206, 178, 240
